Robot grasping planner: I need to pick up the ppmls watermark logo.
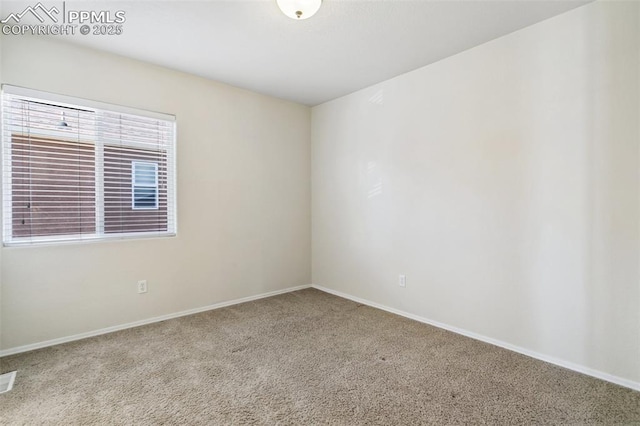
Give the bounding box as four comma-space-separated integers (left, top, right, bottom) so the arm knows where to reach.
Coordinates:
1, 2, 126, 36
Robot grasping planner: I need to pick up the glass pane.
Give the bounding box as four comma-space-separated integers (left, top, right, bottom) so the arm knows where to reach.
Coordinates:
11, 136, 97, 238
133, 187, 157, 208
134, 162, 157, 186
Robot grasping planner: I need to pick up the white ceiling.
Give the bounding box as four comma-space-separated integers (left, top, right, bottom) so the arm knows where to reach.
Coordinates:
2, 0, 591, 106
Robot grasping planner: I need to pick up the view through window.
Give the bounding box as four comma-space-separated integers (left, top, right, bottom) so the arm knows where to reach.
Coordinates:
1, 86, 176, 245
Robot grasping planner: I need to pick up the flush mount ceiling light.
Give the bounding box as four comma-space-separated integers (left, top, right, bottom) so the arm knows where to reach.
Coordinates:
277, 0, 322, 20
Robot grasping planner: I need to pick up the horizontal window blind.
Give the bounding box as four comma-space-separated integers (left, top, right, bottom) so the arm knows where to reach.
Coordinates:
1, 86, 176, 245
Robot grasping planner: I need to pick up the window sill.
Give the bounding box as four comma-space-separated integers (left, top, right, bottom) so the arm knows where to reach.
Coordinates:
3, 231, 177, 248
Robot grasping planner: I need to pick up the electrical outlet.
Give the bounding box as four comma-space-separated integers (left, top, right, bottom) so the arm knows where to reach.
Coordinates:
137, 280, 148, 294
398, 274, 406, 287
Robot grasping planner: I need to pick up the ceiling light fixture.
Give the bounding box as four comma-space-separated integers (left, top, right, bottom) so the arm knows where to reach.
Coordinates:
276, 0, 322, 20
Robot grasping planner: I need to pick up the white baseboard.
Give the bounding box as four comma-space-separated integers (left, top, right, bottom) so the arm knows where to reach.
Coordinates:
311, 284, 640, 392
0, 284, 311, 357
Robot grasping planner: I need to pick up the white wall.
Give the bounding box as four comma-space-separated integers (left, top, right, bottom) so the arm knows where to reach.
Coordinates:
312, 1, 640, 385
0, 36, 311, 350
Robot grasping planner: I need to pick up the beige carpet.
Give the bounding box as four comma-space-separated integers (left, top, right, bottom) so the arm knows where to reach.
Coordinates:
1, 288, 639, 425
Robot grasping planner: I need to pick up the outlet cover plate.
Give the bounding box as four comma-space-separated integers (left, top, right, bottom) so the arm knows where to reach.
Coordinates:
399, 274, 406, 287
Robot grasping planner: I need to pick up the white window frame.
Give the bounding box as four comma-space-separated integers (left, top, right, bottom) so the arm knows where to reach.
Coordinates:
131, 161, 159, 210
1, 85, 177, 246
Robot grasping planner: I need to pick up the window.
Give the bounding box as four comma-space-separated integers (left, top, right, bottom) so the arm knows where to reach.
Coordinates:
1, 85, 176, 245
132, 161, 159, 210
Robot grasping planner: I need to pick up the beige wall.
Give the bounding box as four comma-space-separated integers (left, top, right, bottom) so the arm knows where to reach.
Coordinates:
0, 33, 3, 365
312, 1, 640, 385
0, 36, 311, 350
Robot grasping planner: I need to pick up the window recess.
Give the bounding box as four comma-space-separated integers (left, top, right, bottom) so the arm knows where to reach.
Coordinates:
1, 85, 177, 245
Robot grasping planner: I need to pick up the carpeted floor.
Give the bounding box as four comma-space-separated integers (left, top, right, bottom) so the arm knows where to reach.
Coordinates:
1, 288, 639, 425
